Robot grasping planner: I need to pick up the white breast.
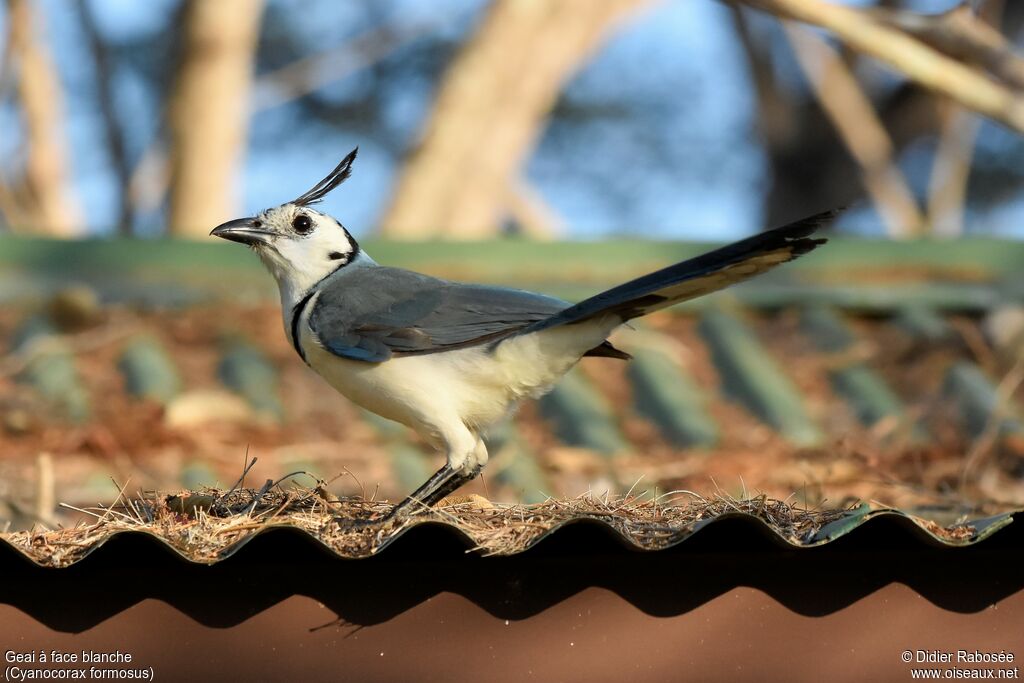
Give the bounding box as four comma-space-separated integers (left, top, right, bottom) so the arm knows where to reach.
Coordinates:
294, 304, 618, 441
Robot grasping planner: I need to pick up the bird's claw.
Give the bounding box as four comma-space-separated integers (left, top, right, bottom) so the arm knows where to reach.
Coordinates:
336, 507, 411, 532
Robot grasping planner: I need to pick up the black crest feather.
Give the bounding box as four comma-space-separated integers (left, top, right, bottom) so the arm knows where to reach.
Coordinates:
290, 147, 358, 207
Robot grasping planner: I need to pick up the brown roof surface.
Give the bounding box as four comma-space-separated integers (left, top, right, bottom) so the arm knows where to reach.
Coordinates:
1, 300, 1021, 530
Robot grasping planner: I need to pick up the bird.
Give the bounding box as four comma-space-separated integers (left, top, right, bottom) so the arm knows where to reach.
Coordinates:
212, 148, 836, 524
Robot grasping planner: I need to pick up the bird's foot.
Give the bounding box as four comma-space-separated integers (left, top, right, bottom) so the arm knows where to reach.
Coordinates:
335, 462, 481, 532
335, 503, 416, 532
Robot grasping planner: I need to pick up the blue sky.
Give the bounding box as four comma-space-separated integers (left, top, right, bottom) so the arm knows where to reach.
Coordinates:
4, 0, 1022, 239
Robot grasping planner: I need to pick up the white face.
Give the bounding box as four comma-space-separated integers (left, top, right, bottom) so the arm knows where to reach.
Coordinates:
214, 203, 360, 306
212, 147, 365, 308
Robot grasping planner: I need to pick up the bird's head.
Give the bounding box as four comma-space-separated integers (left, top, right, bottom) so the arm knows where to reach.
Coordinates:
211, 147, 365, 301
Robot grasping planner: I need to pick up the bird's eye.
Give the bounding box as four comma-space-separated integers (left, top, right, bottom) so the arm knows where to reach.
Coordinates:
292, 213, 313, 234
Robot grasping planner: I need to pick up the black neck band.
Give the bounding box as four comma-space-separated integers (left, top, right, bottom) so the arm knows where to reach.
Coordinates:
288, 237, 360, 364
290, 290, 317, 364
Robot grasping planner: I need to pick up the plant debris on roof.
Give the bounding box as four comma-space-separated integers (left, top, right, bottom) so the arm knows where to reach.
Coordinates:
0, 486, 1009, 568
2, 237, 1023, 534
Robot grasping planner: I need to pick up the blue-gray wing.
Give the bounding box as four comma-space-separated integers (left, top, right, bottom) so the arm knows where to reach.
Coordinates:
307, 266, 570, 362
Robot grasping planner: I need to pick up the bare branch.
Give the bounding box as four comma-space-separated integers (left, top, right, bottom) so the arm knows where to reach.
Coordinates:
128, 143, 168, 218
35, 453, 55, 528
131, 19, 429, 226
729, 5, 799, 149
737, 0, 1024, 134
251, 21, 437, 112
959, 350, 1024, 492
927, 104, 980, 237
924, 2, 1004, 237
74, 0, 134, 236
784, 23, 925, 237
867, 3, 1024, 91
505, 178, 565, 240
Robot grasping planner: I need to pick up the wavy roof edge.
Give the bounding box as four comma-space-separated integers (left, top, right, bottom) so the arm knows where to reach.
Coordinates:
0, 507, 1017, 569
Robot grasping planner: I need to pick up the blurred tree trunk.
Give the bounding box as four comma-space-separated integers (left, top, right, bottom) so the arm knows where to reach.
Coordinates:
381, 0, 649, 239
75, 0, 133, 236
4, 0, 83, 236
166, 0, 264, 238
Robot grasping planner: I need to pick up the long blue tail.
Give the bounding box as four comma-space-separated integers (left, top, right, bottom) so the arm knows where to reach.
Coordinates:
527, 208, 837, 334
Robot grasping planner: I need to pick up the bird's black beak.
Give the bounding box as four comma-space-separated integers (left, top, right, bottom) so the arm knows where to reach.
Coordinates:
210, 217, 276, 246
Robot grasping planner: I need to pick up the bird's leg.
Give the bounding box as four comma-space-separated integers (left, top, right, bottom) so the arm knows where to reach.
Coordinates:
341, 464, 478, 530
387, 463, 481, 518
384, 435, 488, 520
344, 426, 484, 529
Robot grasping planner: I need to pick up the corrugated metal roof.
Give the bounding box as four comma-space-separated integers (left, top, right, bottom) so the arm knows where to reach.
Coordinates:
0, 237, 1022, 531
0, 496, 1016, 567
3, 507, 1022, 636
